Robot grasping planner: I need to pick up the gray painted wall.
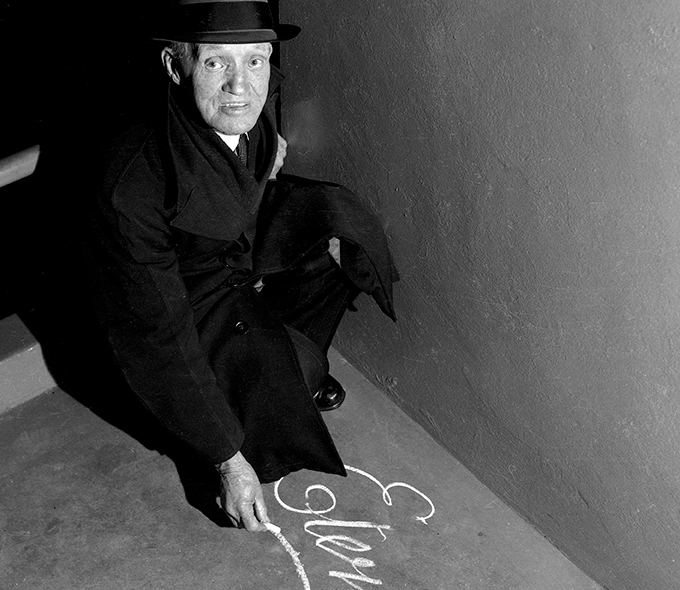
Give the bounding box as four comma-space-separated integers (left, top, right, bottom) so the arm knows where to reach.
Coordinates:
279, 1, 680, 589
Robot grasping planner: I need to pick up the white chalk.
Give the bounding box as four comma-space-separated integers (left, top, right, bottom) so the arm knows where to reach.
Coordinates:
264, 521, 312, 590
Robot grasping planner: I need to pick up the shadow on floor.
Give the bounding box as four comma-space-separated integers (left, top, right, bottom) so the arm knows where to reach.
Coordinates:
1, 196, 230, 530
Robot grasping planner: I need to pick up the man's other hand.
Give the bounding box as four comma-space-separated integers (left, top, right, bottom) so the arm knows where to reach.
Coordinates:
216, 452, 269, 532
269, 133, 287, 179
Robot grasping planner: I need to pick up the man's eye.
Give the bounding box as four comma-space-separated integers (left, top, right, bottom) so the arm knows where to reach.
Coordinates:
204, 60, 223, 71
250, 57, 265, 68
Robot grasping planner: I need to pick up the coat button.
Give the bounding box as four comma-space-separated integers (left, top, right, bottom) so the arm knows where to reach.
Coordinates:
234, 321, 250, 335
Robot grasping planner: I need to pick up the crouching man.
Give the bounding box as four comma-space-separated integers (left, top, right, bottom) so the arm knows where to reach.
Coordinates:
88, 0, 396, 531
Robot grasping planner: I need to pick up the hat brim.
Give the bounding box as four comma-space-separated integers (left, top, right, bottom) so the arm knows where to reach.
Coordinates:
152, 24, 300, 44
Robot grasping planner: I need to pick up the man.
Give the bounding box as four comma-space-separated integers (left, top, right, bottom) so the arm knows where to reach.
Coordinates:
88, 0, 396, 533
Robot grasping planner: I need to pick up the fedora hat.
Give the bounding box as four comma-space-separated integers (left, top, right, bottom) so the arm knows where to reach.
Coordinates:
153, 0, 300, 44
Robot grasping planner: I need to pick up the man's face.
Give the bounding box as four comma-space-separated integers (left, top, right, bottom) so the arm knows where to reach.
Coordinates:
173, 43, 272, 135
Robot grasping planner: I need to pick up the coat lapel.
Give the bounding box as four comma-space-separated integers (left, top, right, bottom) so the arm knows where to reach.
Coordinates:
161, 72, 281, 242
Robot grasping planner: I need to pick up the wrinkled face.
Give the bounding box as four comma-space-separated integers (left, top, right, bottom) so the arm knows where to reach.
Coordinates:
166, 43, 272, 135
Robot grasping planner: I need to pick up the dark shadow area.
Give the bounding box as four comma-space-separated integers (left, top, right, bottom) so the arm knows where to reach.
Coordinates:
172, 458, 234, 527
0, 0, 240, 527
0, 171, 230, 525
1, 0, 164, 430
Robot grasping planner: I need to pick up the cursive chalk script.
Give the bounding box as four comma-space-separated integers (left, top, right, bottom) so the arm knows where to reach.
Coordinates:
272, 465, 435, 590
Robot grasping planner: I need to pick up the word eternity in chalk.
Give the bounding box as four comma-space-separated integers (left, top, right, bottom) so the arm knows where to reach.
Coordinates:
273, 465, 436, 590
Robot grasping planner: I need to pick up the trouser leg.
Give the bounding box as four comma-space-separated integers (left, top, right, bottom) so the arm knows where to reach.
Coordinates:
260, 246, 360, 354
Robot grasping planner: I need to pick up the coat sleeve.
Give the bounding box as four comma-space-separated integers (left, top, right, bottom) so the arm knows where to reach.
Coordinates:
253, 175, 399, 321
89, 150, 244, 465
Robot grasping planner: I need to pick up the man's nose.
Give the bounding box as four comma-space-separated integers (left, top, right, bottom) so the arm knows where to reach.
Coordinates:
223, 68, 247, 95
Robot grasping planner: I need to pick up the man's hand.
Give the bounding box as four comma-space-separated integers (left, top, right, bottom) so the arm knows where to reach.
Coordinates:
269, 133, 287, 180
216, 452, 269, 532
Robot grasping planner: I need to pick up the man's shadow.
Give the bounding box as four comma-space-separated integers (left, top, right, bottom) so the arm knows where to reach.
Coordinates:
11, 228, 231, 526
0, 2, 232, 527
4, 173, 230, 527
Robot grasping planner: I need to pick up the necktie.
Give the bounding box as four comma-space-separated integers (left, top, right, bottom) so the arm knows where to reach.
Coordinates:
237, 134, 248, 167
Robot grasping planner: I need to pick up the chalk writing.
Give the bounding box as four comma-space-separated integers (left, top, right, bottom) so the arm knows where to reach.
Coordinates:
273, 464, 436, 590
264, 522, 312, 590
304, 518, 389, 588
344, 465, 436, 525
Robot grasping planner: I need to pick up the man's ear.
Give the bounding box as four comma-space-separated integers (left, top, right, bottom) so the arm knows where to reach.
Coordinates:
161, 48, 183, 85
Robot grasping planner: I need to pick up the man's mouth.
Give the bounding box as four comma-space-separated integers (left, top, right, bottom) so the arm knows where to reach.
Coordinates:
221, 103, 249, 111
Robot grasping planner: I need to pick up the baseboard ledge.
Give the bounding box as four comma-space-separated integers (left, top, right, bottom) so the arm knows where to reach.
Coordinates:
0, 314, 56, 413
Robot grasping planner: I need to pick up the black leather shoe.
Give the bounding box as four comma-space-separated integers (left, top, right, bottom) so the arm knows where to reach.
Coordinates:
313, 375, 346, 411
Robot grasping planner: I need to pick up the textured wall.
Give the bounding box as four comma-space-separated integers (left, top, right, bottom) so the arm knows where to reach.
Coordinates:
279, 1, 680, 589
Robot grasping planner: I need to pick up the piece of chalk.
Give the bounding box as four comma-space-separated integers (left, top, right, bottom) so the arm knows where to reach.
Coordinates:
264, 522, 281, 534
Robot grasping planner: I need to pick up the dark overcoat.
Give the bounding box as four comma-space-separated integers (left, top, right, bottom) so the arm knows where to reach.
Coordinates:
89, 68, 397, 483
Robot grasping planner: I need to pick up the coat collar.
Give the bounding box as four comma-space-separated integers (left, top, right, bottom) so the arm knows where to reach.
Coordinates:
161, 67, 282, 241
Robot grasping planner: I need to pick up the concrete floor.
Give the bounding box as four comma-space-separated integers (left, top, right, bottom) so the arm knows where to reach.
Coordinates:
0, 349, 601, 590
